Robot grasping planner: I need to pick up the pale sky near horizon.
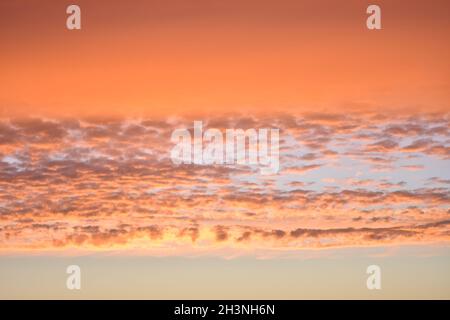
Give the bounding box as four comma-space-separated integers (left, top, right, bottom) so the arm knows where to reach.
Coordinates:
1, 247, 450, 299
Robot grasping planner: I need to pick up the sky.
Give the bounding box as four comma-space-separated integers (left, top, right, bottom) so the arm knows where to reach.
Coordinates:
0, 0, 449, 299
1, 0, 449, 117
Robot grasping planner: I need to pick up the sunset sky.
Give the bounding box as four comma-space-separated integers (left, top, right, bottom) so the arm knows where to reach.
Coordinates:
0, 0, 449, 299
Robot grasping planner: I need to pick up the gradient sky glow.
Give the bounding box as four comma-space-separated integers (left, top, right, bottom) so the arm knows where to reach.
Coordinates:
0, 0, 449, 299
1, 0, 449, 117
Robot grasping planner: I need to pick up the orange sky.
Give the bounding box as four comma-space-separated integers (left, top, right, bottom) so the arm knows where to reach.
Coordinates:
1, 0, 449, 117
